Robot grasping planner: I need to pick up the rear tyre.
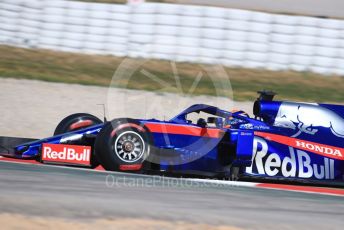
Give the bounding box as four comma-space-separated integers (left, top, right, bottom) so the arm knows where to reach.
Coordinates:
54, 113, 103, 168
95, 119, 150, 171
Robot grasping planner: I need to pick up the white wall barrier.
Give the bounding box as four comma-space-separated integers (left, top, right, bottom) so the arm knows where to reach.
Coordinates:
1, 0, 344, 75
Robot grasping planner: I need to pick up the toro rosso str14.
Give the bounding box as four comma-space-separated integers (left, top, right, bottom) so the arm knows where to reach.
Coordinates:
1, 91, 343, 185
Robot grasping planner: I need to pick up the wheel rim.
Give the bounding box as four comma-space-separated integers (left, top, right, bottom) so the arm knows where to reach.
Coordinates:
113, 131, 145, 163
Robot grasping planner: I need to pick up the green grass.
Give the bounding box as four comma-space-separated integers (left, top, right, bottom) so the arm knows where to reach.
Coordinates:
72, 0, 174, 4
0, 45, 343, 104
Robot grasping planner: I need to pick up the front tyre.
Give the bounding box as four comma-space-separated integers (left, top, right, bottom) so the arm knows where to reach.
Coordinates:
54, 113, 102, 135
95, 119, 150, 171
54, 113, 103, 168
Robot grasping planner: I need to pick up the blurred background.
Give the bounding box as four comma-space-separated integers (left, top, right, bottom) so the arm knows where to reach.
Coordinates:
1, 2, 344, 229
1, 0, 344, 137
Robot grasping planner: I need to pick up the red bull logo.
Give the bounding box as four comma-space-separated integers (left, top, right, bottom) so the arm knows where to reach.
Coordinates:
42, 143, 91, 166
246, 137, 335, 180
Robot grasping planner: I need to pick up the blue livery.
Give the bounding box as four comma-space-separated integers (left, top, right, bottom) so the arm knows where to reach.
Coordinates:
2, 91, 343, 185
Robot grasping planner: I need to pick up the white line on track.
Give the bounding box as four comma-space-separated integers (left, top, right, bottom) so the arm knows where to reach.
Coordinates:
191, 178, 258, 187
262, 188, 343, 197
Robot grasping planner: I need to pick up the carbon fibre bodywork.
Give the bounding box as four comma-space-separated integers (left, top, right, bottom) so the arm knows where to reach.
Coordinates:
2, 98, 344, 184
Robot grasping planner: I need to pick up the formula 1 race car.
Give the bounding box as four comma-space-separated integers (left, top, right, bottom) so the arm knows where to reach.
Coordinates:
1, 91, 343, 185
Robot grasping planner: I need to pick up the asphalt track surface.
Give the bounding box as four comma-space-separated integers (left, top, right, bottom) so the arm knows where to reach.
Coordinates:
0, 160, 343, 229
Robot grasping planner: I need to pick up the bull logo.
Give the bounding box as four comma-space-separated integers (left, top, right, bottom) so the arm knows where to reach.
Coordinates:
273, 102, 344, 138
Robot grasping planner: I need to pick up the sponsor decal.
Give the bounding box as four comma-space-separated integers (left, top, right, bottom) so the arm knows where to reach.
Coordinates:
255, 132, 343, 160
246, 137, 335, 179
273, 102, 344, 138
240, 124, 270, 131
240, 124, 253, 129
42, 143, 91, 166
